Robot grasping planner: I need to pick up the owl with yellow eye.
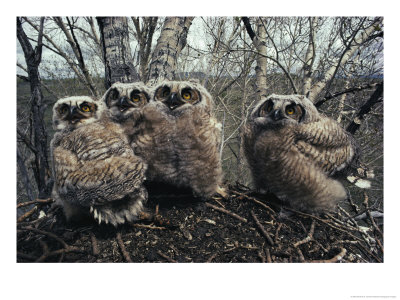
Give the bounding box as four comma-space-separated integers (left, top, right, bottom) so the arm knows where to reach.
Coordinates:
131, 79, 225, 199
51, 96, 148, 226
102, 82, 151, 138
243, 94, 359, 213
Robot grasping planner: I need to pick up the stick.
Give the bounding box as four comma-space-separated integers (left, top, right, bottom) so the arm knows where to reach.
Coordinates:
17, 198, 53, 208
265, 248, 272, 263
20, 226, 69, 248
17, 206, 37, 222
157, 250, 177, 263
206, 253, 218, 263
116, 232, 132, 262
309, 248, 347, 263
232, 191, 276, 219
274, 223, 283, 244
250, 210, 274, 245
294, 220, 315, 247
297, 248, 305, 262
133, 224, 166, 230
90, 232, 99, 256
205, 202, 247, 223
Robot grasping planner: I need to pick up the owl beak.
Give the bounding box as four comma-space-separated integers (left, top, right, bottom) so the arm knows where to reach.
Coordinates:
271, 109, 283, 121
118, 97, 132, 110
165, 93, 182, 110
67, 106, 83, 121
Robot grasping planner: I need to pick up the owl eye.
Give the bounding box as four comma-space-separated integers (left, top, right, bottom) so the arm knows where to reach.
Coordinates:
131, 94, 141, 102
60, 106, 68, 114
80, 104, 91, 112
162, 88, 170, 98
182, 91, 191, 100
286, 107, 295, 115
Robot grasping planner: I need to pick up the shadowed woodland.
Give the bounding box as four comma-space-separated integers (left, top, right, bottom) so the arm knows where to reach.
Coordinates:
17, 16, 383, 262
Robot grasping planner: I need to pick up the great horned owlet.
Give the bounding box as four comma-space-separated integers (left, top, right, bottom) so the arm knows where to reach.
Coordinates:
102, 82, 151, 138
50, 96, 148, 226
132, 80, 225, 199
243, 94, 359, 212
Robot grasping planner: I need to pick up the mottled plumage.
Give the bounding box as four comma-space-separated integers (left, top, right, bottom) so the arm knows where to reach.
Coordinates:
51, 96, 147, 226
243, 94, 359, 212
102, 82, 151, 138
132, 80, 224, 199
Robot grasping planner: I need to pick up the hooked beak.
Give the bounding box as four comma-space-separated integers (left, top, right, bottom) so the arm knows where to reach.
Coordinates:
271, 109, 283, 121
164, 93, 183, 110
118, 97, 133, 110
66, 106, 83, 122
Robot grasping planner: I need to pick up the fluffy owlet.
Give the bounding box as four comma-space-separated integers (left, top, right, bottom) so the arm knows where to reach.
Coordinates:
50, 96, 148, 226
132, 80, 225, 199
102, 82, 151, 138
243, 94, 359, 212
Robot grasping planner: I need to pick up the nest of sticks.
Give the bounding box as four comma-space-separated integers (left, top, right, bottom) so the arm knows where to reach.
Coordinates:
16, 183, 383, 263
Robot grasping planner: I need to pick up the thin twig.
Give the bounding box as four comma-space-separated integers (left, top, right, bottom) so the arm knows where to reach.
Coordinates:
157, 250, 177, 263
232, 191, 276, 220
265, 248, 272, 263
20, 227, 69, 248
132, 224, 166, 230
274, 223, 283, 244
17, 198, 53, 208
90, 232, 99, 256
205, 202, 247, 223
294, 220, 316, 247
308, 248, 347, 263
250, 210, 274, 246
206, 253, 218, 263
297, 248, 306, 262
116, 232, 132, 262
17, 206, 37, 223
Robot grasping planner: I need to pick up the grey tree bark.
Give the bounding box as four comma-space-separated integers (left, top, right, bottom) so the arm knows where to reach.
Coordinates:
17, 17, 52, 198
147, 17, 194, 85
97, 17, 140, 89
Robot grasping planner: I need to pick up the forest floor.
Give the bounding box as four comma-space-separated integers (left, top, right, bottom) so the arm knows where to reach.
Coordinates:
16, 183, 383, 263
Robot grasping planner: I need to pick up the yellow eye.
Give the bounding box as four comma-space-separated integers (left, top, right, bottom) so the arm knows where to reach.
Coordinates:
182, 92, 191, 100
132, 94, 140, 102
81, 105, 90, 112
286, 107, 295, 115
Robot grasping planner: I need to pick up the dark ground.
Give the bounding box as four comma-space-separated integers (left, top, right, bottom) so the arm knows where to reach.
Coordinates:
16, 183, 383, 263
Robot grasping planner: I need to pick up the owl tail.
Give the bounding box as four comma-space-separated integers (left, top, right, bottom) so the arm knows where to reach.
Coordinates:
90, 187, 148, 227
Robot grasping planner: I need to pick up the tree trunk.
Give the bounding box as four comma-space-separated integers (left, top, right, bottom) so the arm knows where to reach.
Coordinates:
17, 17, 52, 198
147, 17, 194, 85
97, 17, 139, 89
301, 17, 318, 96
255, 18, 268, 102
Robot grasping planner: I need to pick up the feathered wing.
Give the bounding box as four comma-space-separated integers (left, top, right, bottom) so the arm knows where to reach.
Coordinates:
51, 121, 148, 225
52, 145, 146, 207
294, 117, 359, 175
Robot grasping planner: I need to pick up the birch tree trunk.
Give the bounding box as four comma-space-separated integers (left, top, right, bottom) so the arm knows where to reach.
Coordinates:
301, 17, 318, 96
147, 17, 194, 85
307, 17, 383, 102
97, 17, 139, 89
17, 17, 52, 198
255, 18, 268, 102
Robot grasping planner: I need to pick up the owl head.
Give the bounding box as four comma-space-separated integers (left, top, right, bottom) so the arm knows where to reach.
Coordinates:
151, 79, 214, 115
102, 82, 150, 122
250, 94, 320, 128
52, 96, 104, 131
